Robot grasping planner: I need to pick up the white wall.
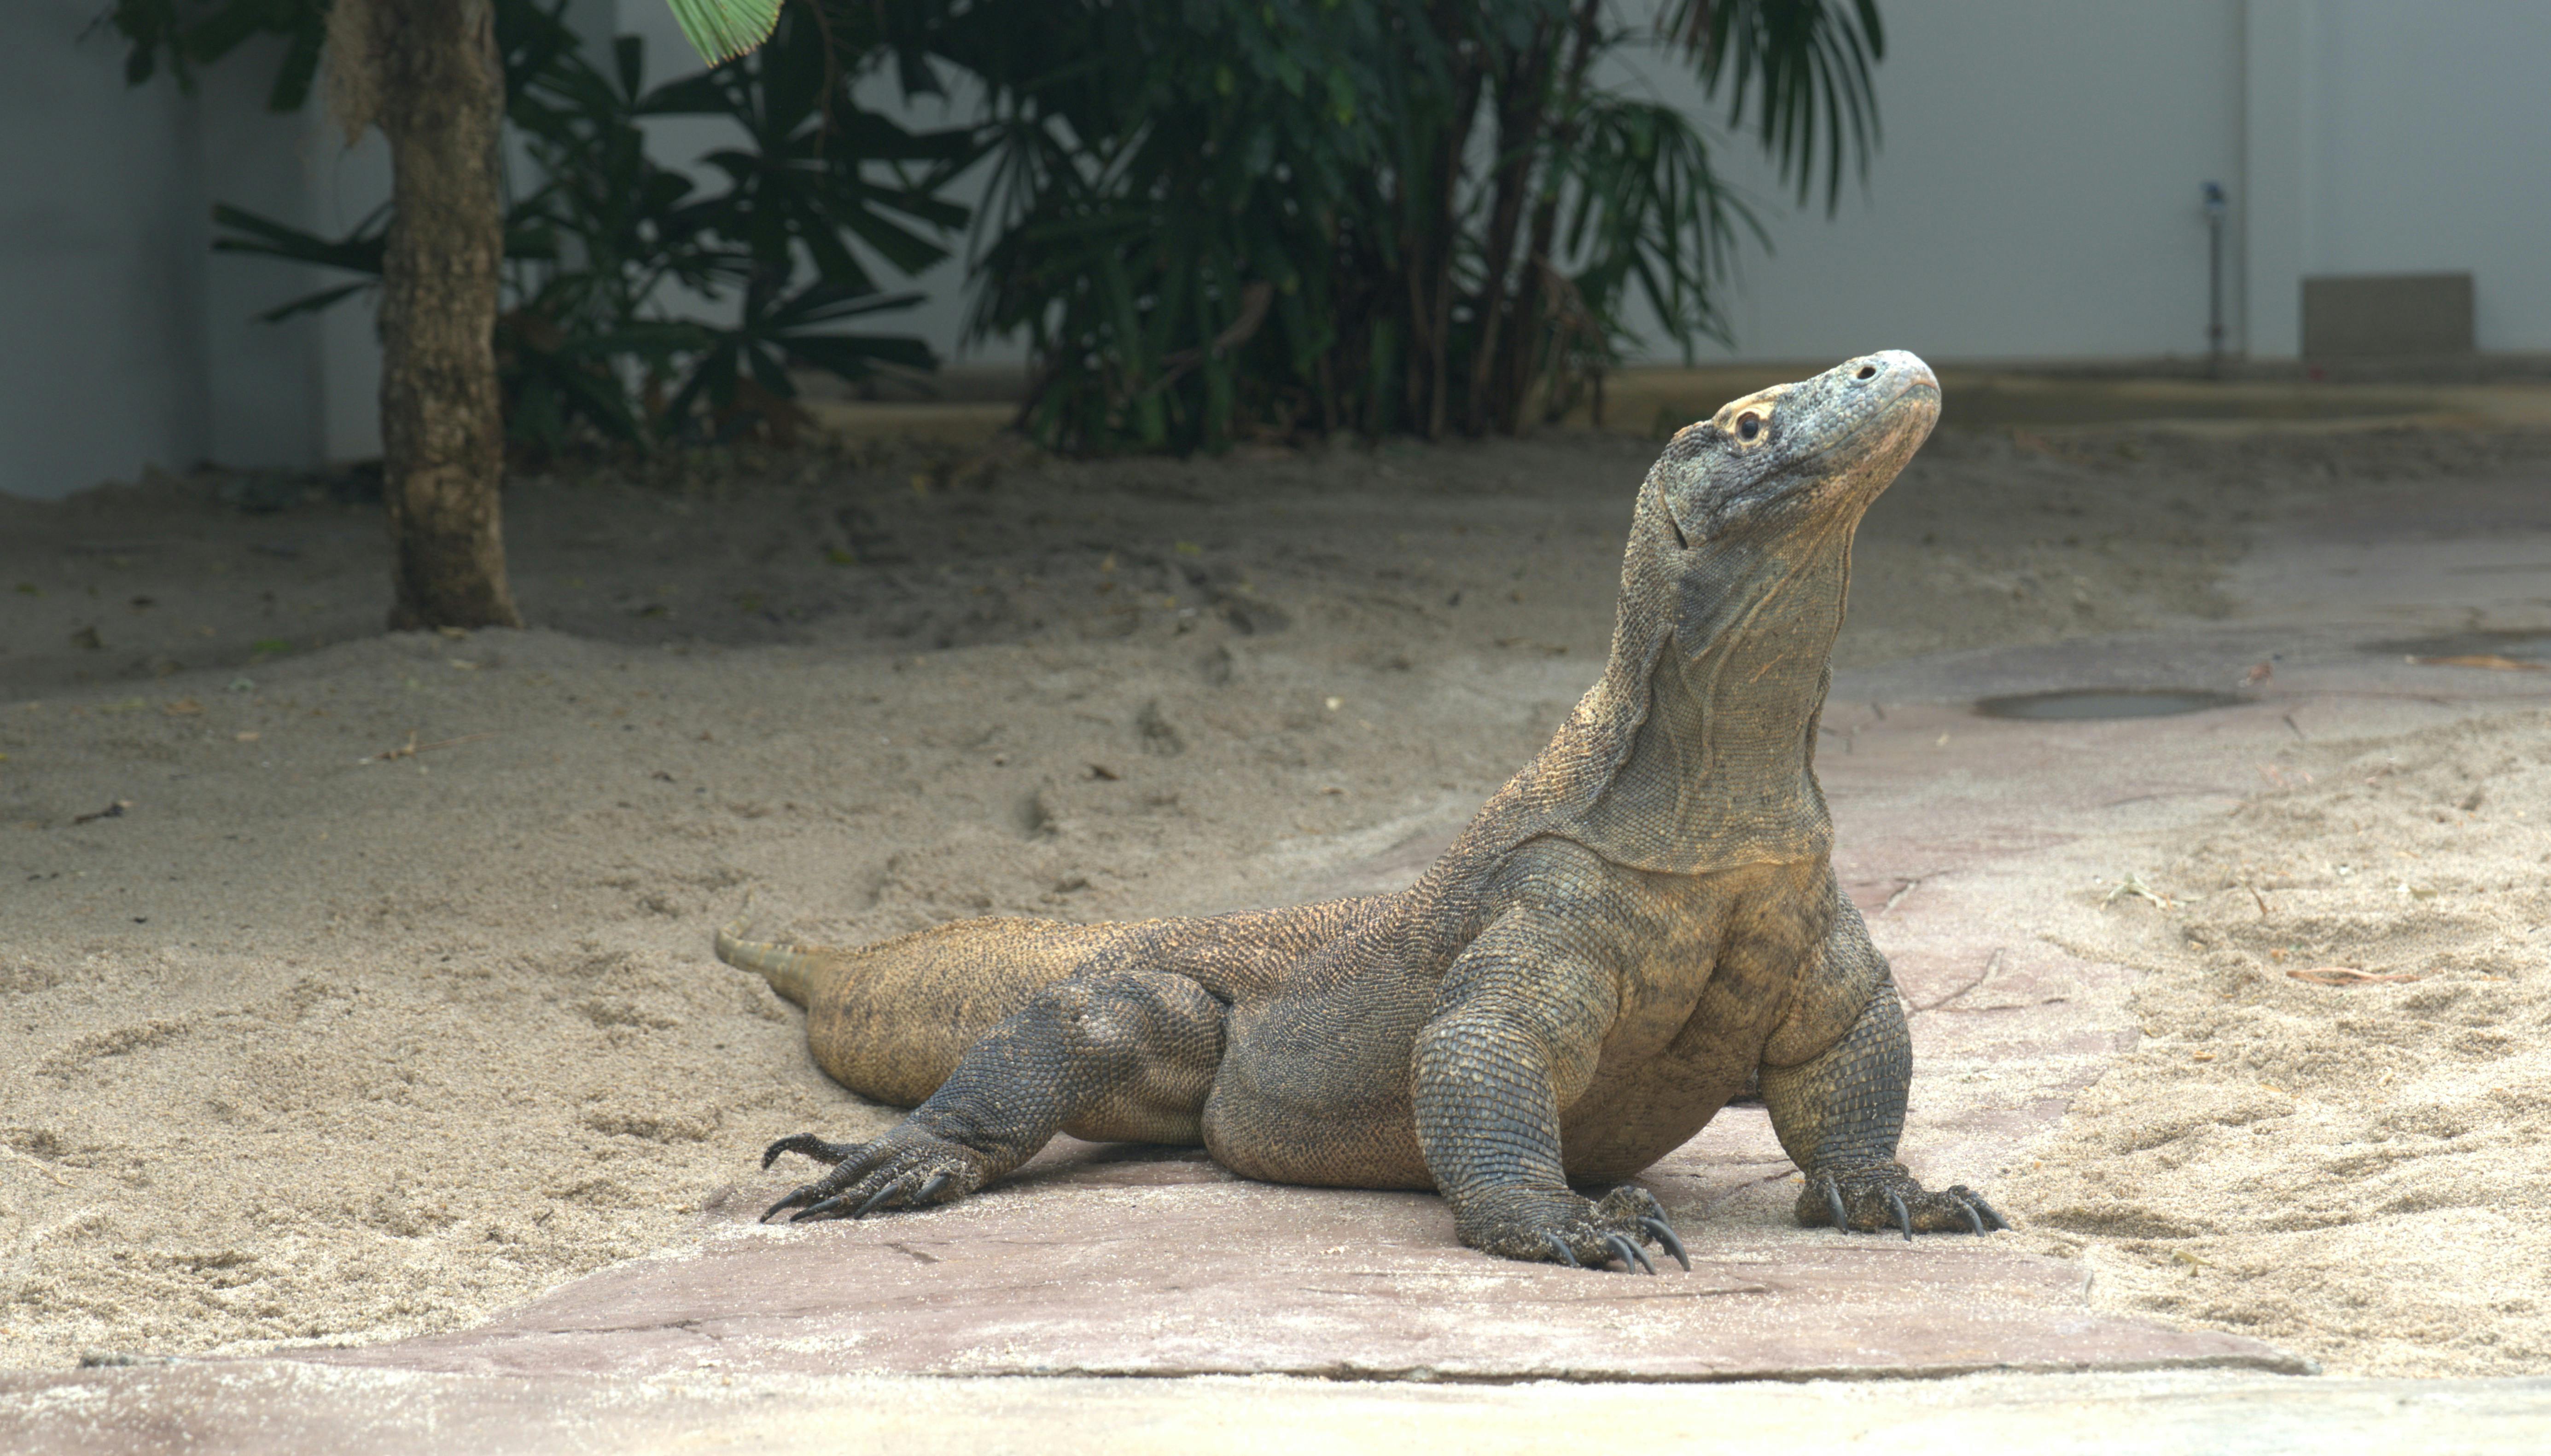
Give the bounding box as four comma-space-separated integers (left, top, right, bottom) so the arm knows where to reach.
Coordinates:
1654, 0, 2551, 365
0, 2, 211, 500
2286, 0, 2551, 354
0, 2, 557, 501
193, 38, 383, 472
1617, 0, 2249, 365
629, 0, 2551, 371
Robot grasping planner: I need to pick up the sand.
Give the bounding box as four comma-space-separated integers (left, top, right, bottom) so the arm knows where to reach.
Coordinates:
0, 419, 2543, 1375
2005, 710, 2551, 1376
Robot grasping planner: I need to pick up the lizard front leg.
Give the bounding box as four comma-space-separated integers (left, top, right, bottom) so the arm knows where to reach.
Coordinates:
1758, 896, 2007, 1238
761, 967, 1224, 1222
1412, 907, 1687, 1274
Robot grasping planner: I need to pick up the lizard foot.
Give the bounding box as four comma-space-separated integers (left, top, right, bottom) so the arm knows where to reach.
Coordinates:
757, 1124, 989, 1225
1459, 1185, 1691, 1273
1796, 1162, 2008, 1239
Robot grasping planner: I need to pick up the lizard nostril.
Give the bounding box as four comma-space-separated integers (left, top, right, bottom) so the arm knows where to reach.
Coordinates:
1855, 364, 1879, 381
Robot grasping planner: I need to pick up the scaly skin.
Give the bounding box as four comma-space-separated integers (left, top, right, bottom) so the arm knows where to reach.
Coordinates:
716, 351, 2006, 1270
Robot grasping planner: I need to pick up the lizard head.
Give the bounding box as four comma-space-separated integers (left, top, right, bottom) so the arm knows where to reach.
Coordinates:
1649, 349, 1939, 549
1566, 353, 1937, 859
1625, 350, 1939, 656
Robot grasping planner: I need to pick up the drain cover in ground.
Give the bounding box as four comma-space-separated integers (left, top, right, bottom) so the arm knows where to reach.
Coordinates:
1974, 688, 2245, 720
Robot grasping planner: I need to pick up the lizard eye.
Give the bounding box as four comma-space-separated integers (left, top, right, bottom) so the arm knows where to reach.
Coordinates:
1736, 412, 1762, 441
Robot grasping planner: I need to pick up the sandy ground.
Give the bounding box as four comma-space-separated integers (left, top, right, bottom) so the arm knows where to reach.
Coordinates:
2004, 711, 2551, 1375
1, 417, 2545, 1375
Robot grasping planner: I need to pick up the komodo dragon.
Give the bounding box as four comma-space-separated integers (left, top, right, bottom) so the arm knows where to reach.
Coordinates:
716, 349, 2005, 1272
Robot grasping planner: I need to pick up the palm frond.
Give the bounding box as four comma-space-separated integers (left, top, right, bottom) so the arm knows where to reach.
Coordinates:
1663, 0, 1885, 213
665, 0, 784, 65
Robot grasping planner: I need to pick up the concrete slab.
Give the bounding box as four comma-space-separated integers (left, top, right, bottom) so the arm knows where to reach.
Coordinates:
263, 1134, 2291, 1384
10, 1366, 2550, 1456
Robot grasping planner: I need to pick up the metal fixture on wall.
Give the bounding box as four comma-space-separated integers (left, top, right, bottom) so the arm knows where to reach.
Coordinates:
2202, 181, 2228, 374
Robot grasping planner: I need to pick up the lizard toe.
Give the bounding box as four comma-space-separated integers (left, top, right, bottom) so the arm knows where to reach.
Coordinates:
1800, 1165, 2004, 1237
762, 1123, 990, 1228
850, 1179, 910, 1219
1602, 1231, 1655, 1275
763, 1132, 863, 1170
790, 1191, 856, 1223
761, 1176, 842, 1224
1949, 1193, 1987, 1236
1951, 1186, 2011, 1231
1640, 1215, 1691, 1271
1462, 1186, 1688, 1270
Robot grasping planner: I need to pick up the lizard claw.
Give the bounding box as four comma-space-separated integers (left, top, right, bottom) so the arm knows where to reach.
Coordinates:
1802, 1165, 2005, 1237
1959, 1189, 2011, 1231
1603, 1232, 1655, 1275
851, 1180, 907, 1219
1467, 1185, 1681, 1270
760, 1184, 820, 1224
1641, 1216, 1691, 1271
790, 1192, 853, 1223
752, 1124, 990, 1228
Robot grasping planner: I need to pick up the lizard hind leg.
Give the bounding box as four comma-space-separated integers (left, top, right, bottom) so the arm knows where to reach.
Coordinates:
759, 964, 1229, 1225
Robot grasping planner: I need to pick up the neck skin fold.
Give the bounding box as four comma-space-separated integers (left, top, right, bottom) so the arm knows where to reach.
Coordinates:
1573, 523, 1854, 875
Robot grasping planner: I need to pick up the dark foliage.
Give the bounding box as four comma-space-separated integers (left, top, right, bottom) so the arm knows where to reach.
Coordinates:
103, 0, 1884, 458
931, 0, 1884, 452
95, 0, 327, 110
105, 0, 980, 454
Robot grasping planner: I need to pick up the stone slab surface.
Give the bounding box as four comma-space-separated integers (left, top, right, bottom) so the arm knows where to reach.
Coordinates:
277, 1136, 2293, 1383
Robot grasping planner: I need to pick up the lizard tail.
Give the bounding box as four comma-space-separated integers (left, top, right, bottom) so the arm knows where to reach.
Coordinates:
711, 897, 1131, 1106
714, 904, 825, 1008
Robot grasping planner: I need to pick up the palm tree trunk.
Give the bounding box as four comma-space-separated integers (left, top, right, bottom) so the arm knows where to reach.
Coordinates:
363, 0, 522, 630
1465, 23, 1558, 435
1491, 0, 1606, 433
1395, 3, 1486, 443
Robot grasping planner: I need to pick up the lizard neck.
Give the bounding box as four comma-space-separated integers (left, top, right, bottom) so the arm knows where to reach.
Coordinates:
1573, 534, 1848, 874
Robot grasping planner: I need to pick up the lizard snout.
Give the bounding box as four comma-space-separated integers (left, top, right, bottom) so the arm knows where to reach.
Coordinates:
1839, 350, 1938, 404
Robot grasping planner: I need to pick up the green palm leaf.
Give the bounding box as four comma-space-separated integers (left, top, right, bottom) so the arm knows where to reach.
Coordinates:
664, 0, 783, 65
